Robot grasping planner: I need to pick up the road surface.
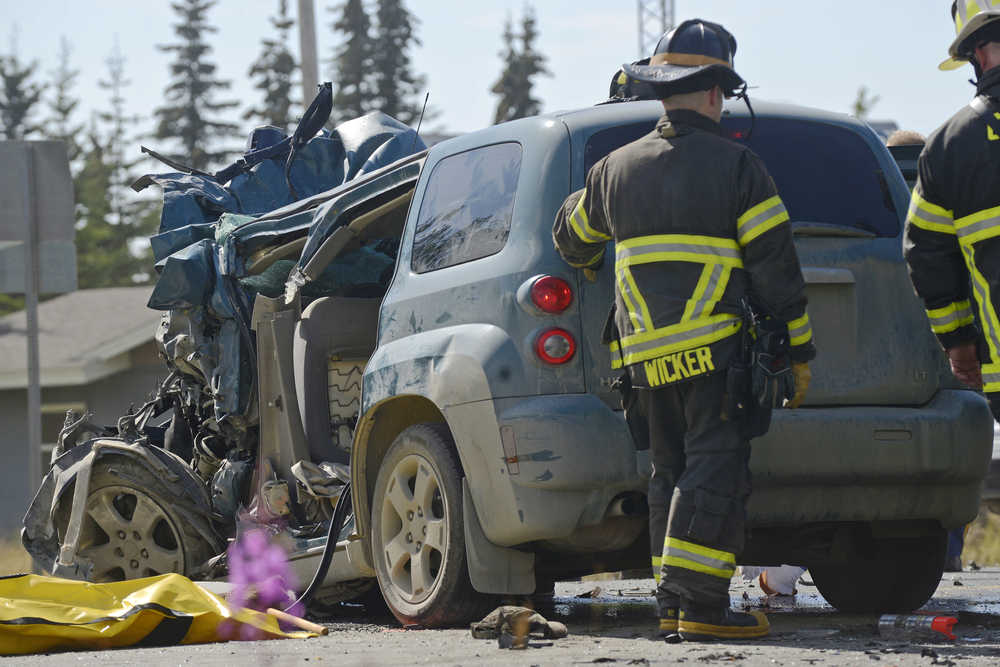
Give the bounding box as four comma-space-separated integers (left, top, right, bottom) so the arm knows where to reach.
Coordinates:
11, 569, 1000, 665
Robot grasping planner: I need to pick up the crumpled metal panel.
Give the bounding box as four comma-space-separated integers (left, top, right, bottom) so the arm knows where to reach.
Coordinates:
139, 112, 425, 428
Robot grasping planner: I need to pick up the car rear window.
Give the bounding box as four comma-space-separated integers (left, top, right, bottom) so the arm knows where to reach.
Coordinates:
583, 116, 899, 237
411, 142, 522, 273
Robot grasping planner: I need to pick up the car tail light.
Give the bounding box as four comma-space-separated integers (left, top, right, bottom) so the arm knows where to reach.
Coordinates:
530, 276, 573, 313
535, 328, 576, 364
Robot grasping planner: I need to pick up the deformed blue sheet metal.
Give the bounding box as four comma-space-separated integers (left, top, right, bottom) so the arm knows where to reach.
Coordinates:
140, 111, 427, 427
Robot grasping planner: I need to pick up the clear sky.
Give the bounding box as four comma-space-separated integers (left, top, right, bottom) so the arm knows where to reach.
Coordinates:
2, 0, 977, 160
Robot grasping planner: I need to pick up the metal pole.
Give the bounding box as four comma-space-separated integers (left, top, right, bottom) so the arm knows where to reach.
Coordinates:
637, 0, 644, 60
23, 143, 42, 487
298, 0, 320, 105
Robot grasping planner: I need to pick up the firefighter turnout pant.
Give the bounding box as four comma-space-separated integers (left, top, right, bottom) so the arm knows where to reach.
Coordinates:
641, 370, 751, 613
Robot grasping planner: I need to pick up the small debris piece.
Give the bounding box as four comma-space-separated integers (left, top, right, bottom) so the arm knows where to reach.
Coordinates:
592, 659, 617, 664
932, 659, 956, 666
969, 561, 981, 571
578, 586, 603, 598
697, 652, 745, 662
953, 579, 964, 586
664, 633, 683, 644
864, 650, 882, 661
628, 659, 651, 666
922, 648, 939, 658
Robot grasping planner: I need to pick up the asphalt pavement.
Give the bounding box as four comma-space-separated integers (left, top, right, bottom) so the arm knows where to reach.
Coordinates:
10, 569, 1000, 665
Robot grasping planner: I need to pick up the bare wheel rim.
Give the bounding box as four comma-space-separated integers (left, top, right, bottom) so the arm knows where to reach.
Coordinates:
379, 453, 448, 605
77, 485, 185, 581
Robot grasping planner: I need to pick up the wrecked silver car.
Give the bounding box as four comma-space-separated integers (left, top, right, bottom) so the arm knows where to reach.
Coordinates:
23, 88, 994, 628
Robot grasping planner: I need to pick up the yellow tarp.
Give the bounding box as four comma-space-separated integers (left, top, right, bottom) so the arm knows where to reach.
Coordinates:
0, 573, 315, 655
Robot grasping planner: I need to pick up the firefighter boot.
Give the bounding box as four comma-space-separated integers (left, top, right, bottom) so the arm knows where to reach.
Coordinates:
657, 591, 680, 635
678, 603, 769, 641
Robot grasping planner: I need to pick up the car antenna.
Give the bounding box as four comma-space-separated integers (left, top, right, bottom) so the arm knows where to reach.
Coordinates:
411, 92, 430, 153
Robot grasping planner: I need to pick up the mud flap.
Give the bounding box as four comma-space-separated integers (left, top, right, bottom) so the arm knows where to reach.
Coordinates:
462, 480, 534, 595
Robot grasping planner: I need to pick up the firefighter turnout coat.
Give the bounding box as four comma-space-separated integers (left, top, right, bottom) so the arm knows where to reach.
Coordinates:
905, 67, 1000, 407
553, 109, 815, 388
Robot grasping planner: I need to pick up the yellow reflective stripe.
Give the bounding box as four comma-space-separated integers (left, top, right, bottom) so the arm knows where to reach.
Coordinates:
617, 313, 741, 366
737, 195, 789, 245
788, 312, 813, 346
616, 234, 743, 268
567, 189, 611, 244
955, 204, 1000, 246
651, 555, 663, 582
926, 300, 975, 334
907, 189, 955, 235
683, 265, 716, 321
624, 268, 654, 333
985, 361, 1000, 393
665, 537, 736, 564
618, 234, 741, 252
616, 266, 646, 332
662, 538, 736, 580
663, 555, 733, 579
964, 245, 1000, 363
609, 340, 623, 369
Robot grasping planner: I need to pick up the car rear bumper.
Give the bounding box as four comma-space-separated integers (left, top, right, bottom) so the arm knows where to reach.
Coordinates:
748, 389, 993, 528
446, 393, 644, 547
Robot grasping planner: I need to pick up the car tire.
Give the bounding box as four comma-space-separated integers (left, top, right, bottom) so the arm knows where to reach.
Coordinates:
54, 456, 217, 582
810, 530, 947, 613
371, 423, 494, 627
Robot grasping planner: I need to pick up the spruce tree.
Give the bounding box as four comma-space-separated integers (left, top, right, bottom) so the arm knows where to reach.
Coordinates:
0, 47, 44, 140
372, 0, 429, 125
512, 7, 548, 119
245, 0, 298, 130
74, 45, 158, 289
491, 16, 519, 125
491, 6, 549, 124
328, 0, 374, 123
43, 37, 83, 162
154, 0, 239, 170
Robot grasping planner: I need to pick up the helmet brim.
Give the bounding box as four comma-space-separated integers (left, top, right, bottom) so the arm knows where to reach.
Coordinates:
945, 11, 1000, 68
622, 61, 745, 96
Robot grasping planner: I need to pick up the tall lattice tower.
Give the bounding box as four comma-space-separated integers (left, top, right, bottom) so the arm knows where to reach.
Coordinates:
637, 0, 675, 59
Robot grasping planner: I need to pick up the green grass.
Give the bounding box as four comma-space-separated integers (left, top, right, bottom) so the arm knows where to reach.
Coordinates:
962, 507, 1000, 566
0, 535, 33, 575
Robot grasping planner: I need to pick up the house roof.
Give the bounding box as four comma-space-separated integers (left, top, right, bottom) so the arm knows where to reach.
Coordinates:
0, 287, 159, 389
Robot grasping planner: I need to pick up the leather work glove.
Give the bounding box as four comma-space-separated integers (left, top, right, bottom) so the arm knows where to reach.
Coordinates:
947, 342, 982, 390
786, 362, 811, 408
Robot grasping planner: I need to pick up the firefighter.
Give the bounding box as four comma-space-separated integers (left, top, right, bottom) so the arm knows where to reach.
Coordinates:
905, 2, 1000, 419
552, 19, 815, 641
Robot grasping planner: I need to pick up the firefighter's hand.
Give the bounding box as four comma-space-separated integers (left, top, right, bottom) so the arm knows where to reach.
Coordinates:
947, 342, 982, 390
786, 362, 811, 408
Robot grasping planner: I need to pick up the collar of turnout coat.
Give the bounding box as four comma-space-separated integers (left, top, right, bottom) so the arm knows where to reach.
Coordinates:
979, 66, 1000, 97
656, 109, 724, 140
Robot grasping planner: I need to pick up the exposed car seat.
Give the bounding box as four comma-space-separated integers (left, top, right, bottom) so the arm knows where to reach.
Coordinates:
293, 296, 381, 464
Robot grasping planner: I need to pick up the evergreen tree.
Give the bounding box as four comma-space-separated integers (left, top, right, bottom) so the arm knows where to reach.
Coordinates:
491, 6, 549, 124
491, 16, 518, 125
245, 0, 298, 130
154, 0, 239, 170
0, 43, 44, 140
43, 37, 83, 162
328, 0, 374, 123
372, 0, 430, 125
74, 45, 158, 290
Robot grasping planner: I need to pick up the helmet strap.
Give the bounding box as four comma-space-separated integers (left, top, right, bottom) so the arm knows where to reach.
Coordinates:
734, 83, 756, 141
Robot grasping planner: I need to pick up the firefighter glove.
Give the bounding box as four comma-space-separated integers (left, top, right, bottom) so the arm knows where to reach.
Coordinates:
786, 362, 811, 408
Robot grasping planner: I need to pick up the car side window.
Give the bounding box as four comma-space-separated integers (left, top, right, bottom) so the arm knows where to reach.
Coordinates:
411, 142, 522, 273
